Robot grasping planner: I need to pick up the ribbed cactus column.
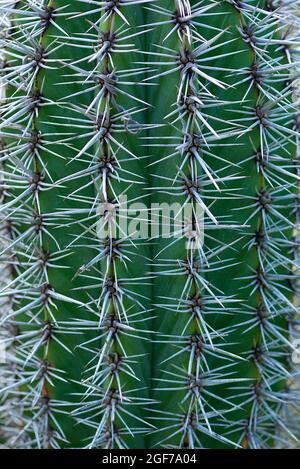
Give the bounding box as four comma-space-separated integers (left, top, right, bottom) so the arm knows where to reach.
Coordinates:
0, 0, 98, 448
0, 0, 299, 450
147, 0, 299, 448
56, 1, 154, 449
226, 0, 299, 448
145, 0, 248, 448
0, 0, 154, 449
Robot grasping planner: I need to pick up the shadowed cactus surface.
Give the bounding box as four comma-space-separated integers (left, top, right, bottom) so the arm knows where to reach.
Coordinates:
0, 0, 299, 449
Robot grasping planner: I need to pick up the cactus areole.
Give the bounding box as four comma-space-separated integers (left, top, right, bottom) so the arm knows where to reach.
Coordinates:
0, 0, 299, 450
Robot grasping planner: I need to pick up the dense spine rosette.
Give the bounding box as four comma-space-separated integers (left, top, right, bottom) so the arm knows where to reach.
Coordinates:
0, 0, 299, 449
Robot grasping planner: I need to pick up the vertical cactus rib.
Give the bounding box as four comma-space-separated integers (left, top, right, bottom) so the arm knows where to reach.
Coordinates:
146, 0, 250, 448
283, 0, 300, 446
223, 0, 300, 448
0, 2, 27, 447
0, 0, 88, 448
52, 0, 155, 448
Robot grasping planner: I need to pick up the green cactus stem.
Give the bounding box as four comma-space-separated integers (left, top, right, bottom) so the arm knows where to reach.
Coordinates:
0, 0, 299, 449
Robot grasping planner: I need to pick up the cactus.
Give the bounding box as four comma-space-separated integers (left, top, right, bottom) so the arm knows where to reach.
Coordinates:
0, 0, 299, 450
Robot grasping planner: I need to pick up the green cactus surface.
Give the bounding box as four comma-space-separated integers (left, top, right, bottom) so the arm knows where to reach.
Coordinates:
0, 0, 300, 449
